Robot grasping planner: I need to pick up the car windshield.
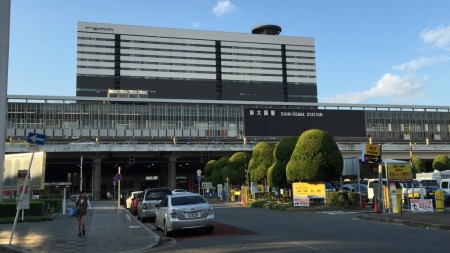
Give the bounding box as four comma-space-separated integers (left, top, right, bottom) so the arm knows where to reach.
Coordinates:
420, 180, 438, 187
145, 190, 171, 201
401, 180, 421, 188
171, 196, 207, 206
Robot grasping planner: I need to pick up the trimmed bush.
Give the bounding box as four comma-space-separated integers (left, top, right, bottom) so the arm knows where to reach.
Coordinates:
326, 192, 361, 207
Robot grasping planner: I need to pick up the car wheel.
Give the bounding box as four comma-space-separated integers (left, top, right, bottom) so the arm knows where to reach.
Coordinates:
164, 221, 172, 237
205, 226, 214, 234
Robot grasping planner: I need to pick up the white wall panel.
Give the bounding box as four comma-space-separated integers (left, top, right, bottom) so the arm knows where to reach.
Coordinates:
54, 129, 62, 137
222, 48, 281, 56
122, 42, 215, 52
78, 46, 114, 54
121, 49, 215, 59
78, 53, 115, 61
121, 63, 215, 72
120, 70, 215, 79
78, 32, 115, 39
121, 56, 215, 65
77, 39, 115, 47
77, 68, 114, 75
77, 61, 115, 68
221, 41, 281, 49
122, 35, 215, 46
222, 67, 282, 75
222, 74, 282, 82
286, 64, 316, 70
221, 54, 281, 62
286, 58, 316, 64
287, 77, 317, 83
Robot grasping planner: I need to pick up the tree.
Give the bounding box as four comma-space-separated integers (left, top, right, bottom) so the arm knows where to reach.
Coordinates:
210, 156, 229, 186
248, 142, 274, 183
204, 160, 216, 182
432, 155, 450, 171
411, 157, 425, 174
286, 129, 343, 182
267, 136, 298, 189
222, 152, 249, 185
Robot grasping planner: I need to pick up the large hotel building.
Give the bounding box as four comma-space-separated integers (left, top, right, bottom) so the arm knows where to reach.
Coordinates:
76, 22, 317, 102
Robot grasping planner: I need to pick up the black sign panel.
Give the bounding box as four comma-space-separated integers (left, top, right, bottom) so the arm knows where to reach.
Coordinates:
244, 108, 366, 137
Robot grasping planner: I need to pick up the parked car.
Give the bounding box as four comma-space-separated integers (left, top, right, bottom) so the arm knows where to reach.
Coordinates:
172, 189, 188, 194
342, 183, 368, 200
126, 190, 143, 210
138, 188, 172, 222
155, 192, 214, 236
325, 182, 336, 192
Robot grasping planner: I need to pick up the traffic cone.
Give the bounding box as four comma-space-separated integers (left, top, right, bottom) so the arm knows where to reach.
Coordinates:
373, 198, 379, 213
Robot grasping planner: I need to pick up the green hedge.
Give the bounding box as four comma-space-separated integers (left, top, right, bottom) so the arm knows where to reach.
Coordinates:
250, 199, 290, 211
0, 199, 62, 218
326, 192, 361, 207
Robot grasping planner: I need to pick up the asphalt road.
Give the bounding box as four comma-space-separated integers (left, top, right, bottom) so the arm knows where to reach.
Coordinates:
146, 205, 449, 253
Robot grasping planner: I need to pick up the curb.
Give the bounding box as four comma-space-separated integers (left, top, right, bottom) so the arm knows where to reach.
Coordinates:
355, 215, 450, 231
122, 207, 161, 252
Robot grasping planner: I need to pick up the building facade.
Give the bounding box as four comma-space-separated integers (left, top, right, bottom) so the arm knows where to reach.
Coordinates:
77, 22, 317, 102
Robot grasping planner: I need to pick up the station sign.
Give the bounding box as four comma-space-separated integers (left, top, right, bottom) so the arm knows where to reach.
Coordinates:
244, 108, 366, 137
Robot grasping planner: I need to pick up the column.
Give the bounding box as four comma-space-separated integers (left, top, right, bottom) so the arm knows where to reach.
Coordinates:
168, 156, 177, 189
93, 158, 102, 200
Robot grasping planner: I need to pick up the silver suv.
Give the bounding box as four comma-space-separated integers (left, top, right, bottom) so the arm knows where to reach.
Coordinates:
137, 188, 172, 222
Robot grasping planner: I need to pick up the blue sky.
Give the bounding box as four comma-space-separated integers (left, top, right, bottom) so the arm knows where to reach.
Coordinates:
7, 0, 450, 106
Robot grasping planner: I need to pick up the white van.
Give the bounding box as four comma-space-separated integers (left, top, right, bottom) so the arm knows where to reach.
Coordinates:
440, 179, 450, 194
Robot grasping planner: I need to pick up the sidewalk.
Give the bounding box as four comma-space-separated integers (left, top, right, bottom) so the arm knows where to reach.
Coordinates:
357, 210, 450, 231
0, 200, 159, 253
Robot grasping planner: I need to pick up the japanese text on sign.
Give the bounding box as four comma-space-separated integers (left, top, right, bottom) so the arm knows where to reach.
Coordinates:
387, 163, 412, 181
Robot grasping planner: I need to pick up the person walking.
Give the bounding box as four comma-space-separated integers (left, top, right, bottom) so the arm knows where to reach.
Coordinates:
75, 191, 92, 237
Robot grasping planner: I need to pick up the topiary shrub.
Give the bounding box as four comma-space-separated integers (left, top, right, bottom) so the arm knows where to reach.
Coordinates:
251, 200, 269, 208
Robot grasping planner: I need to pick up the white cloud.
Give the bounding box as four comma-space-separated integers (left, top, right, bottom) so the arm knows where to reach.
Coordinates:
212, 0, 236, 16
420, 25, 450, 50
392, 55, 450, 71
192, 22, 201, 28
321, 73, 426, 104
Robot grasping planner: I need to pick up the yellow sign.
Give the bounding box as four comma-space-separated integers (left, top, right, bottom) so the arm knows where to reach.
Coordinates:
364, 144, 381, 156
387, 163, 411, 181
292, 182, 326, 198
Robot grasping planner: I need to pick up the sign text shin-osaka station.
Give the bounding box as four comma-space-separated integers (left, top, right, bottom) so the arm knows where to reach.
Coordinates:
244, 108, 366, 137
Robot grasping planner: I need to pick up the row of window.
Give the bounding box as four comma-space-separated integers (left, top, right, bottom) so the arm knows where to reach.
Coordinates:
78, 51, 316, 66
77, 59, 314, 72
77, 65, 316, 79
78, 44, 315, 60
78, 36, 315, 54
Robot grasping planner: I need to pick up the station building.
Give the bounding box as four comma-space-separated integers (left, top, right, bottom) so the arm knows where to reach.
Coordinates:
76, 22, 317, 102
5, 22, 450, 199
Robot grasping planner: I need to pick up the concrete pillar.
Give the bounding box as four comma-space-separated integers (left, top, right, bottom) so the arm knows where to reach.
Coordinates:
93, 159, 102, 200
0, 0, 11, 202
168, 156, 177, 189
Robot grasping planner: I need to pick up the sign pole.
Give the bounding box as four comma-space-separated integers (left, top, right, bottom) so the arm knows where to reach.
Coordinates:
117, 166, 121, 210
9, 145, 36, 245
